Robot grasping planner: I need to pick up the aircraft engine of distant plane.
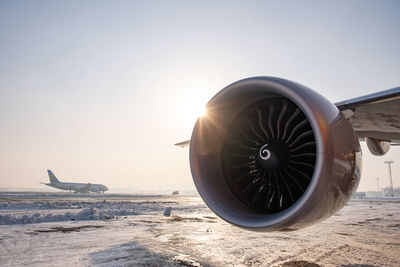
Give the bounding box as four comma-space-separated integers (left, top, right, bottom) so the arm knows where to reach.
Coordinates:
190, 77, 362, 231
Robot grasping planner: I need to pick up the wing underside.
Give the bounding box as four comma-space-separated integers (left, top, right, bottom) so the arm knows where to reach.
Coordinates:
335, 86, 400, 142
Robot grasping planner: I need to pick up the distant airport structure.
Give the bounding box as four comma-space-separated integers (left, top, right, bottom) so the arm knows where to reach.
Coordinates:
42, 170, 108, 193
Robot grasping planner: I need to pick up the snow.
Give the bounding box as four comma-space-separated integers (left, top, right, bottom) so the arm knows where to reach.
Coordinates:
0, 192, 399, 266
0, 200, 141, 225
0, 192, 188, 225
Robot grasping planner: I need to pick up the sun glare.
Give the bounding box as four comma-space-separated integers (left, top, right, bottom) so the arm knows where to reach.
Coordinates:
182, 97, 208, 126
198, 106, 207, 118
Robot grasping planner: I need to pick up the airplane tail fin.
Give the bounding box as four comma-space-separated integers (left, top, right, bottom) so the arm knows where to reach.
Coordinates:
47, 170, 61, 184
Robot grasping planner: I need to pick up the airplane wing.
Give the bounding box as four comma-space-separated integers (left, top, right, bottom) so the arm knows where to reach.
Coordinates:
335, 86, 400, 142
74, 183, 92, 193
174, 140, 190, 147
175, 86, 400, 147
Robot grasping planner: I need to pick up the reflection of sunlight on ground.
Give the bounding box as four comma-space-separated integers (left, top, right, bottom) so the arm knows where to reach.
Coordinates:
191, 233, 214, 242
189, 227, 218, 243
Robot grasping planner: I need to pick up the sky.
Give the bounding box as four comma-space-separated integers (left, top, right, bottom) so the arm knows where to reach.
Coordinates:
0, 0, 399, 192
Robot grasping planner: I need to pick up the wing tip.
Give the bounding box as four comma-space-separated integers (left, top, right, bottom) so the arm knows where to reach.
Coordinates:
174, 140, 190, 147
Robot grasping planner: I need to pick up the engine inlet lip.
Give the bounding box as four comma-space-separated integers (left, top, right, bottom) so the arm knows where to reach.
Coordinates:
190, 76, 337, 230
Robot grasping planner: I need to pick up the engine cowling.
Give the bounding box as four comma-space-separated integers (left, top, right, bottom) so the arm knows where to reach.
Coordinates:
190, 77, 362, 231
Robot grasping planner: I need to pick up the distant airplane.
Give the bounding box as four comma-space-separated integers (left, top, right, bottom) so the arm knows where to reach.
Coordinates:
42, 170, 108, 193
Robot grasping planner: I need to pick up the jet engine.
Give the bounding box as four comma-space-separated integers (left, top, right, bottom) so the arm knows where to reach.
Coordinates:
190, 77, 362, 231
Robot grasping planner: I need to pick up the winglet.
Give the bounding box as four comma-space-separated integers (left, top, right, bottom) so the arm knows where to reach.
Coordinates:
174, 140, 190, 148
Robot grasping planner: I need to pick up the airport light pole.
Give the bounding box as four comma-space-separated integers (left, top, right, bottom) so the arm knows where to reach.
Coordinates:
384, 160, 394, 197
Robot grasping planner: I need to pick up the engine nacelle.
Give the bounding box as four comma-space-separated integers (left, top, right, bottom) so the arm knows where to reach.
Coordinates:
190, 77, 362, 231
365, 137, 390, 156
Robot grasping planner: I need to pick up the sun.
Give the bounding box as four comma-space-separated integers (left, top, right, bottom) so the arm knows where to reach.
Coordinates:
182, 97, 208, 126
197, 106, 207, 118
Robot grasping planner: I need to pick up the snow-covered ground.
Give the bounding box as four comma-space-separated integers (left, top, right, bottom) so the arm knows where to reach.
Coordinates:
0, 192, 180, 225
0, 192, 399, 266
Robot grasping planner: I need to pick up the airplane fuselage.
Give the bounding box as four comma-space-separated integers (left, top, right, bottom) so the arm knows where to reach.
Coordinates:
45, 182, 107, 193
